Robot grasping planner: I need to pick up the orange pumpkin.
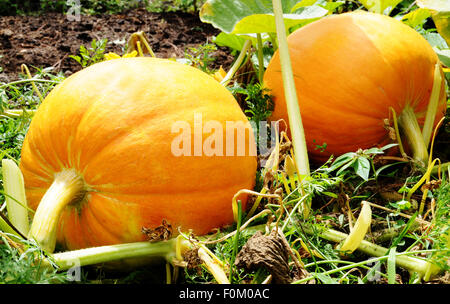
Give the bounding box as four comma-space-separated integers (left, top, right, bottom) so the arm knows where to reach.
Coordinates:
21, 57, 257, 252
263, 11, 446, 163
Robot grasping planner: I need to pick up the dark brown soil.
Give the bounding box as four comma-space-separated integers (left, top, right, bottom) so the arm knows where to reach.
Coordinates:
0, 9, 234, 81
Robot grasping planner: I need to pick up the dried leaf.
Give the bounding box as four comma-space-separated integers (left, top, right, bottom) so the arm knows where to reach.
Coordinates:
142, 219, 173, 242
234, 230, 302, 284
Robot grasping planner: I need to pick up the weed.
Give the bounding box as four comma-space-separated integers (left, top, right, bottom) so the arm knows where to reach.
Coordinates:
0, 234, 68, 284
184, 43, 218, 74
69, 39, 108, 68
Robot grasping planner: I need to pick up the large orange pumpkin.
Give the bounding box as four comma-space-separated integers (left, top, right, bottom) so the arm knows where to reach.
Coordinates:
21, 57, 257, 252
263, 11, 446, 163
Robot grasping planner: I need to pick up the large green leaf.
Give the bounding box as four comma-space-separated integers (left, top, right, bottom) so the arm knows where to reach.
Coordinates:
435, 49, 450, 67
417, 0, 450, 11
401, 8, 432, 29
291, 0, 344, 13
357, 0, 403, 15
423, 30, 450, 67
200, 0, 328, 34
213, 32, 250, 51
417, 0, 450, 46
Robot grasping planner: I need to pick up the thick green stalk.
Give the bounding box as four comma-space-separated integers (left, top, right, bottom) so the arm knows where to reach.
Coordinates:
397, 106, 429, 164
2, 159, 30, 235
48, 239, 179, 270
0, 212, 22, 237
272, 0, 310, 177
301, 225, 441, 281
28, 169, 85, 253
43, 236, 230, 284
1, 109, 36, 118
422, 63, 442, 148
256, 33, 265, 83
229, 201, 242, 283
220, 40, 252, 87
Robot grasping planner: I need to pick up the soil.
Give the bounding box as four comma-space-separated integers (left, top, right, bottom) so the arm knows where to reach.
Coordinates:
0, 8, 234, 82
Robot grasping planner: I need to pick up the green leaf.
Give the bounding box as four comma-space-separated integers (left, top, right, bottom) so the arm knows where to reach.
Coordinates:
2, 159, 29, 236
322, 191, 338, 198
390, 200, 412, 210
358, 0, 403, 15
213, 32, 249, 51
423, 32, 449, 49
434, 48, 450, 67
401, 8, 432, 29
364, 147, 385, 155
200, 0, 328, 34
375, 162, 404, 177
417, 0, 450, 11
0, 213, 18, 236
417, 0, 450, 45
337, 158, 357, 176
292, 0, 344, 13
290, 0, 318, 12
319, 0, 345, 13
379, 143, 399, 151
353, 157, 371, 181
387, 246, 397, 284
314, 272, 338, 284
327, 152, 356, 172
232, 8, 328, 34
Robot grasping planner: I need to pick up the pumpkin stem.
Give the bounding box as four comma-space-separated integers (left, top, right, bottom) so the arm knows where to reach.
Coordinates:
28, 169, 85, 253
397, 106, 429, 165
126, 31, 156, 58
220, 39, 252, 87
43, 235, 231, 284
421, 63, 443, 149
46, 237, 185, 271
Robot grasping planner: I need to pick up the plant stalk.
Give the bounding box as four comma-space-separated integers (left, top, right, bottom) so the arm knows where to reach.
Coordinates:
1, 109, 36, 118
220, 39, 252, 87
272, 0, 310, 177
397, 106, 429, 164
198, 246, 230, 284
2, 159, 30, 236
301, 224, 441, 281
0, 79, 60, 90
43, 236, 230, 284
28, 169, 85, 253
49, 239, 180, 271
431, 161, 449, 175
421, 63, 442, 148
126, 31, 156, 57
256, 33, 265, 83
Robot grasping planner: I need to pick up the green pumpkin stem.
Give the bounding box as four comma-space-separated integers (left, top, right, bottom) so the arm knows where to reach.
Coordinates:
28, 169, 85, 253
397, 106, 429, 165
43, 235, 231, 284
422, 63, 443, 149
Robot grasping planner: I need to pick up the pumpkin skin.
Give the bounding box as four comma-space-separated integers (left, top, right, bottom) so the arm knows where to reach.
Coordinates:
20, 57, 257, 250
263, 11, 446, 163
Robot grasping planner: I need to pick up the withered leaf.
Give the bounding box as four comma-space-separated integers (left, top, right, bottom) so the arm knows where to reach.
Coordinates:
234, 230, 296, 284
142, 219, 173, 242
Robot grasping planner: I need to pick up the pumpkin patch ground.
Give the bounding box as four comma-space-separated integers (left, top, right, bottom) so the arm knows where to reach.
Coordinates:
0, 0, 449, 287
